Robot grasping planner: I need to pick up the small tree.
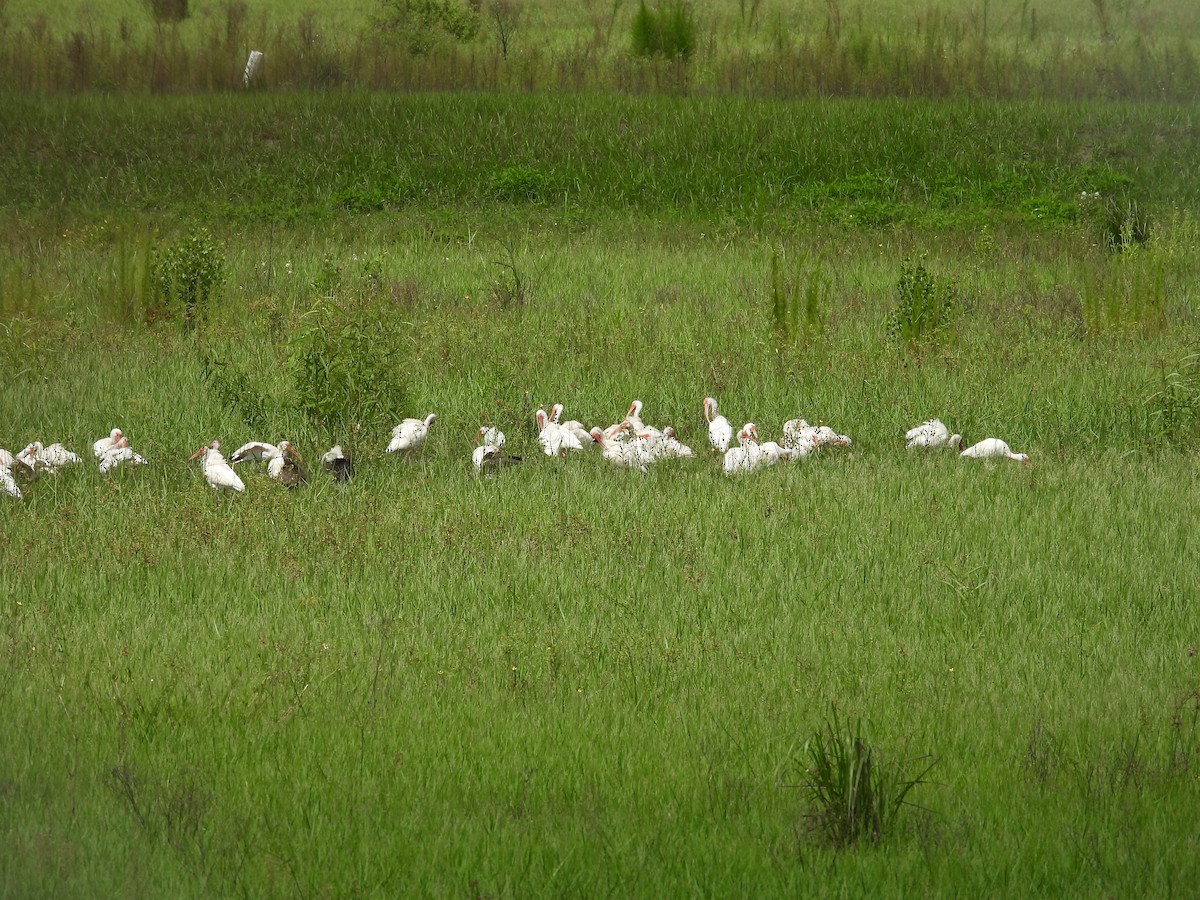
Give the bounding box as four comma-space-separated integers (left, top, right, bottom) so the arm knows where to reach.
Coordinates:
489, 0, 521, 58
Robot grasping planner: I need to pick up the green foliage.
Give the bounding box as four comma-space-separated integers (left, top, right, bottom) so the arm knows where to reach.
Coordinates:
1100, 197, 1152, 254
1080, 256, 1165, 336
143, 0, 189, 25
770, 250, 827, 344
148, 227, 225, 329
1146, 349, 1200, 441
631, 0, 696, 60
200, 351, 271, 432
290, 299, 410, 439
489, 165, 548, 203
887, 257, 959, 345
331, 174, 419, 213
377, 0, 481, 54
800, 708, 936, 849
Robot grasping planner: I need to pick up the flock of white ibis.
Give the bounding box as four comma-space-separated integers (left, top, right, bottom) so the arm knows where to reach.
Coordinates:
0, 399, 1030, 500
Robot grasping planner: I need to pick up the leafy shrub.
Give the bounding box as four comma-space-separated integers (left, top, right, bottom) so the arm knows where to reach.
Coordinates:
489, 165, 547, 203
631, 0, 697, 60
887, 257, 958, 345
148, 228, 225, 329
290, 300, 410, 439
377, 0, 480, 55
800, 709, 936, 849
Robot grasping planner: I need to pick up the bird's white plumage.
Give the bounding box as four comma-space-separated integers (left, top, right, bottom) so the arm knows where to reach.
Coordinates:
536, 409, 584, 457
387, 414, 436, 453
99, 445, 147, 475
23, 442, 82, 471
704, 397, 732, 452
191, 441, 245, 492
0, 465, 20, 499
550, 404, 595, 448
906, 419, 962, 450
960, 438, 1030, 463
93, 428, 124, 459
591, 427, 651, 473
723, 424, 764, 475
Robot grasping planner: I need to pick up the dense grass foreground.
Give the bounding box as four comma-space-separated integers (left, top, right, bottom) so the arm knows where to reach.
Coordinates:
3, 93, 1200, 895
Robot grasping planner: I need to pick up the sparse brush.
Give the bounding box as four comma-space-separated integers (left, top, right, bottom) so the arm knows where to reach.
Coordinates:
799, 708, 936, 849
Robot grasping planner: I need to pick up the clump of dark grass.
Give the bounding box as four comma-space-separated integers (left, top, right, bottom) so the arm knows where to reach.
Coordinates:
1145, 347, 1200, 442
799, 708, 936, 849
770, 250, 827, 345
631, 0, 697, 60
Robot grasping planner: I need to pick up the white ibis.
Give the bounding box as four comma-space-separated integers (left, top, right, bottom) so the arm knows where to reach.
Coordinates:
231, 440, 302, 479
757, 439, 798, 466
188, 441, 245, 492
550, 404, 595, 448
536, 408, 584, 457
625, 400, 647, 433
475, 426, 506, 449
322, 445, 353, 482
590, 426, 651, 473
99, 444, 147, 475
473, 444, 522, 473
723, 424, 764, 475
386, 414, 436, 453
960, 438, 1031, 464
22, 442, 82, 472
636, 426, 694, 460
906, 419, 963, 451
0, 460, 20, 499
704, 397, 732, 452
93, 428, 125, 458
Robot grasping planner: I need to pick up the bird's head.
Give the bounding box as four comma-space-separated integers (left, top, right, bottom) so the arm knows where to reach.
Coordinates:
628, 400, 642, 418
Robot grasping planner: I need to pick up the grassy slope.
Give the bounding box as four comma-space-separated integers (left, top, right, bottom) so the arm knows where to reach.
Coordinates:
2, 94, 1200, 896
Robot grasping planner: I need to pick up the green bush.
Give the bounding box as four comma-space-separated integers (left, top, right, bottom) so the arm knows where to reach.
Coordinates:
148, 227, 225, 328
377, 0, 481, 55
887, 257, 958, 345
631, 1, 697, 60
290, 299, 410, 440
489, 165, 547, 203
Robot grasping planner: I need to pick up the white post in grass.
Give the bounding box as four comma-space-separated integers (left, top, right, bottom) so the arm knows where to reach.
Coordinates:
243, 50, 263, 87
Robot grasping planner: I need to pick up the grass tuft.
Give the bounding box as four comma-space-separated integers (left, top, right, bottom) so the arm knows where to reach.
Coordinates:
800, 708, 936, 850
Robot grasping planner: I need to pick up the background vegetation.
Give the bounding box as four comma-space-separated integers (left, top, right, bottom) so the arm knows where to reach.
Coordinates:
2, 0, 1200, 95
3, 2, 1200, 896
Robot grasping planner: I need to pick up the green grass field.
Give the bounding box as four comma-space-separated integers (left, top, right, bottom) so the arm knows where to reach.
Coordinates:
3, 91, 1200, 896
